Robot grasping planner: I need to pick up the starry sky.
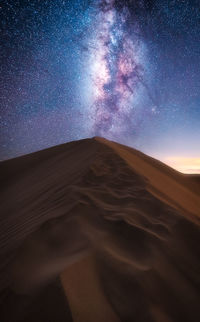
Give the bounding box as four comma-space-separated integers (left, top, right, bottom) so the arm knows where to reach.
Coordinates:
0, 0, 200, 173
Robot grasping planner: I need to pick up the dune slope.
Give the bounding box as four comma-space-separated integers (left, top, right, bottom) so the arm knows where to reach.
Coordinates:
0, 137, 200, 322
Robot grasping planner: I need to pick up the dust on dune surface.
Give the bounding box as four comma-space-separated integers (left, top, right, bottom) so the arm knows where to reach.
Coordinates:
0, 137, 200, 322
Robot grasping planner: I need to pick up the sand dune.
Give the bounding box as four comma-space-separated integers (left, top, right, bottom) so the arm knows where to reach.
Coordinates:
0, 137, 200, 321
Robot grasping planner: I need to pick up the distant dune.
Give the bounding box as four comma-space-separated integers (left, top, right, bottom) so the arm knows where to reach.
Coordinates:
0, 137, 200, 322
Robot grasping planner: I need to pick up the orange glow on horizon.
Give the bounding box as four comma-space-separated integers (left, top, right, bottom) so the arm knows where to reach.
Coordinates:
161, 157, 200, 174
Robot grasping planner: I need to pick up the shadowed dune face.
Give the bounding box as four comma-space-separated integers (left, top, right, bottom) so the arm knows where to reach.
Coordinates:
0, 138, 200, 321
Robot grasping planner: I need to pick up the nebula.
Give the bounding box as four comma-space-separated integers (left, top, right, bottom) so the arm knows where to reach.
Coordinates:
87, 0, 146, 138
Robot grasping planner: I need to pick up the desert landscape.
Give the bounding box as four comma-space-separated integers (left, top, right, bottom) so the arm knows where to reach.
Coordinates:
0, 137, 200, 321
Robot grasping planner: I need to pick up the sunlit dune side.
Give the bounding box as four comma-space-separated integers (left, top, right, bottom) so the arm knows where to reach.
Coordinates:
96, 137, 200, 221
162, 157, 200, 174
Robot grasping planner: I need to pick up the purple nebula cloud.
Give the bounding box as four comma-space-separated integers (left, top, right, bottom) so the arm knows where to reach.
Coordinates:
85, 0, 147, 139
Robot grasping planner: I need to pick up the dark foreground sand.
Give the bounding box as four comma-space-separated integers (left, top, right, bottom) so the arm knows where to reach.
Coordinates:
0, 137, 200, 321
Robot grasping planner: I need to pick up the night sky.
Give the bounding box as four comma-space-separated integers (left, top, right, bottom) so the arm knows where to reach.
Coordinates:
1, 0, 200, 173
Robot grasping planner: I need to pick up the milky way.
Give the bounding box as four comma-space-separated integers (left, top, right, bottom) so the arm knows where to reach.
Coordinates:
86, 0, 147, 139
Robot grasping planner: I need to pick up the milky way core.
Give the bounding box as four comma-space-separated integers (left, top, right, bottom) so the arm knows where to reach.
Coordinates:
86, 0, 147, 139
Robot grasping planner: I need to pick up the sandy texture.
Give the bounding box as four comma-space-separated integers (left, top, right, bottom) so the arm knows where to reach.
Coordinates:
0, 137, 200, 321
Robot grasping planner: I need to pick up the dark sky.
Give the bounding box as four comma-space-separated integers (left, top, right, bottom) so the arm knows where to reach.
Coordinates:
0, 0, 200, 172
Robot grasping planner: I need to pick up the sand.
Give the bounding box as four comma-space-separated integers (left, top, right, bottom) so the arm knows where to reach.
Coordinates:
0, 137, 200, 321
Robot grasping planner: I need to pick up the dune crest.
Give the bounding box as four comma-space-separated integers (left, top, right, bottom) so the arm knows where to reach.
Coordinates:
96, 137, 200, 220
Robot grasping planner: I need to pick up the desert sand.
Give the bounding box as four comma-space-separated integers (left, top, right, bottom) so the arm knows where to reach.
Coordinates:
0, 137, 200, 321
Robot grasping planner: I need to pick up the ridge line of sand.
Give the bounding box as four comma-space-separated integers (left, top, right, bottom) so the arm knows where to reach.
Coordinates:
95, 137, 200, 221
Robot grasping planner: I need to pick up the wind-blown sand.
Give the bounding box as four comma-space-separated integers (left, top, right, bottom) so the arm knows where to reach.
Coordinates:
0, 137, 200, 321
